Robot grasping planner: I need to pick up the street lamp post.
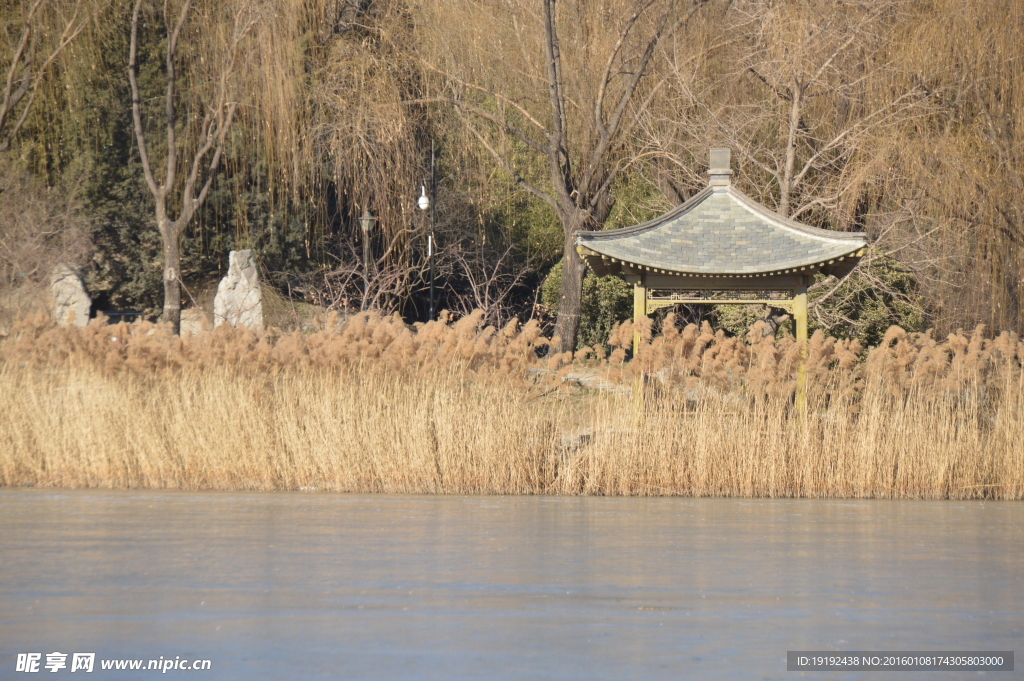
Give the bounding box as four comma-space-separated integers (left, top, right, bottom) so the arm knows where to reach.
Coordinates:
428, 232, 435, 321
359, 209, 376, 310
417, 185, 433, 321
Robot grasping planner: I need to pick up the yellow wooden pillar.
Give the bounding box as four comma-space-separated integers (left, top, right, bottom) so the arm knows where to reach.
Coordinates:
793, 276, 809, 413
632, 277, 648, 426
632, 277, 647, 357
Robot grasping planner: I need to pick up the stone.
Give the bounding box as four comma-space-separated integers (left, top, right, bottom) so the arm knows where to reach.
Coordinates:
180, 308, 212, 337
50, 263, 91, 327
213, 249, 262, 329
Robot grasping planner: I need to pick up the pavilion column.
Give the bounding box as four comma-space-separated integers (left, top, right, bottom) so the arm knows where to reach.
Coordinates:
631, 276, 648, 426
632, 277, 647, 357
794, 276, 809, 412
793, 277, 808, 342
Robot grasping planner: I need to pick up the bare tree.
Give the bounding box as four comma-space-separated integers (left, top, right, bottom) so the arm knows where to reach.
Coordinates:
884, 0, 1024, 334
310, 211, 538, 327
445, 231, 538, 327
730, 1, 927, 222
647, 0, 923, 225
0, 164, 92, 331
637, 0, 936, 334
416, 0, 717, 351
128, 0, 257, 333
311, 225, 432, 316
313, 255, 422, 315
0, 0, 102, 152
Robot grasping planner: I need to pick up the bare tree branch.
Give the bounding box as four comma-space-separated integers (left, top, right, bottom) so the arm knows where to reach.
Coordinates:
1, 0, 103, 152
128, 0, 258, 332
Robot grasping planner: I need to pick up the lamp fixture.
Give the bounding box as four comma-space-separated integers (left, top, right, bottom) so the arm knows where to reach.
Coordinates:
359, 209, 376, 233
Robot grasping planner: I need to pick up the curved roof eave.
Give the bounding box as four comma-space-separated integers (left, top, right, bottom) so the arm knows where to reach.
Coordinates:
574, 185, 868, 278
576, 244, 868, 279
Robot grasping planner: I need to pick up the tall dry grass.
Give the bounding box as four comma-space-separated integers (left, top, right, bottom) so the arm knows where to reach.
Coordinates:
1, 312, 1022, 498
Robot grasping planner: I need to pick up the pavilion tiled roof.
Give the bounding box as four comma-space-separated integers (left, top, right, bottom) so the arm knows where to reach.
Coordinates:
575, 165, 868, 280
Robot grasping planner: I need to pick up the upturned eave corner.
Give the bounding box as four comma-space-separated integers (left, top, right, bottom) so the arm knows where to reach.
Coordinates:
574, 197, 868, 281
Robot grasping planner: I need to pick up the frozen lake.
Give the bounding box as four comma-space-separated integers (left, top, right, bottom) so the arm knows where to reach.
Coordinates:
1, 490, 1020, 679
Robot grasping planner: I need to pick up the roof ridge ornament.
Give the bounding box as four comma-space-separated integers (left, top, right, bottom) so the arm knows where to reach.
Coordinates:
708, 147, 732, 189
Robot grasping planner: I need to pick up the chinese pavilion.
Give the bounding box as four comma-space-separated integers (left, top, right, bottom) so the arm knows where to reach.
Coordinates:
575, 148, 868, 352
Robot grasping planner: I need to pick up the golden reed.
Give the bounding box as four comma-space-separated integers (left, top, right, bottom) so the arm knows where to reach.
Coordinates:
1, 311, 1021, 498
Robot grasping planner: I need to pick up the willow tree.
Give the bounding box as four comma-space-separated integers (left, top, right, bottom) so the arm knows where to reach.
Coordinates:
416, 0, 717, 350
311, 1, 433, 313
0, 0, 102, 152
127, 0, 257, 332
889, 0, 1024, 334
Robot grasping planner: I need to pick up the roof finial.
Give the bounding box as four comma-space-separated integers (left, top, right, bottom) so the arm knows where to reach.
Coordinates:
708, 147, 732, 189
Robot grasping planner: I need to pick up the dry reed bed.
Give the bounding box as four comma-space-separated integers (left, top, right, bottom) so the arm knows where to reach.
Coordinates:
1, 312, 1022, 498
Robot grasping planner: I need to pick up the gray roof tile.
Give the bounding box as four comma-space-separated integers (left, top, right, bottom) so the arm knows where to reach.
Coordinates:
576, 186, 867, 277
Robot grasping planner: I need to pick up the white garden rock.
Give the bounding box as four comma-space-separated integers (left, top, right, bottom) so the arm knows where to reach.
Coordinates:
50, 263, 91, 327
213, 249, 263, 329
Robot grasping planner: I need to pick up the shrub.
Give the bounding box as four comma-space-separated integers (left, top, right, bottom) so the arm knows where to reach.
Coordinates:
540, 260, 633, 349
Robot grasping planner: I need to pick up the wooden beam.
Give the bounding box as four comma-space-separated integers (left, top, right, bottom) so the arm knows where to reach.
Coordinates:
643, 273, 806, 290
646, 298, 795, 311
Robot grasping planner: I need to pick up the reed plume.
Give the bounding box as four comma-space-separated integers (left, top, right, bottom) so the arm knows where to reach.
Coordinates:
1, 312, 1021, 498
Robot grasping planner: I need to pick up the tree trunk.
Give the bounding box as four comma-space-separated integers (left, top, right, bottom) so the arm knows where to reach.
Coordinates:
778, 82, 802, 218
128, 0, 253, 336
162, 233, 182, 334
553, 229, 587, 352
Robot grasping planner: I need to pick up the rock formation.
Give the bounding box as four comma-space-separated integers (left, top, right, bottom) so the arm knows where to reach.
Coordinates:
50, 263, 91, 327
213, 249, 263, 329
